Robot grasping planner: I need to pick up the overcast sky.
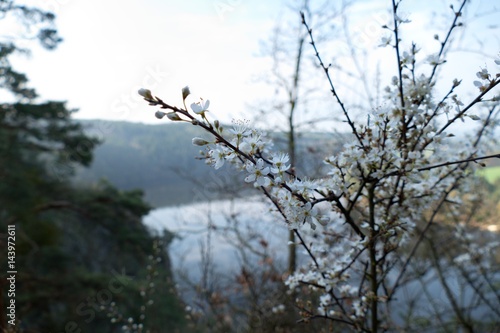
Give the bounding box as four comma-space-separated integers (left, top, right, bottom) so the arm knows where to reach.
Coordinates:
8, 0, 500, 129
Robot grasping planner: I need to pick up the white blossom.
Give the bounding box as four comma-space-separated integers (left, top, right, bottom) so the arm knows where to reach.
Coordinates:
245, 158, 271, 187
190, 99, 210, 115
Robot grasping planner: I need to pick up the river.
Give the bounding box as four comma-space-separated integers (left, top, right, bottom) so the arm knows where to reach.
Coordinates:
143, 197, 500, 328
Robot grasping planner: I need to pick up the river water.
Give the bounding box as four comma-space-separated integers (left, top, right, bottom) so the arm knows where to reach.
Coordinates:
143, 197, 499, 327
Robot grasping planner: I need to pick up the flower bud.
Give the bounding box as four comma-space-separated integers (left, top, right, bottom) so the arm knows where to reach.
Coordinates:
166, 112, 182, 121
155, 111, 166, 119
182, 86, 190, 100
192, 137, 210, 146
138, 88, 153, 100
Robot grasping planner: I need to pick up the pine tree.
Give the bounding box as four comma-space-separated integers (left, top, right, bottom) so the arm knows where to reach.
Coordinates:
0, 2, 185, 332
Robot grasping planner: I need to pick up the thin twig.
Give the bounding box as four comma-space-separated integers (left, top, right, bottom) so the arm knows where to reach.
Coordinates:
427, 0, 468, 85
417, 153, 500, 172
436, 79, 500, 136
390, 0, 405, 111
300, 12, 364, 147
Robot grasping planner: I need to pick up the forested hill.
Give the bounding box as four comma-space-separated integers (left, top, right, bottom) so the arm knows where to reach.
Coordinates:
74, 120, 212, 207
75, 120, 500, 208
74, 119, 345, 207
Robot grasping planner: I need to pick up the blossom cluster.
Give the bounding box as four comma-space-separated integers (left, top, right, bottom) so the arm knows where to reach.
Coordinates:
139, 86, 337, 231
137, 52, 499, 321
137, 6, 500, 328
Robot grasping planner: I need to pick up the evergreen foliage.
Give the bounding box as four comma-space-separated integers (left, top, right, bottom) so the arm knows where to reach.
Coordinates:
0, 2, 185, 332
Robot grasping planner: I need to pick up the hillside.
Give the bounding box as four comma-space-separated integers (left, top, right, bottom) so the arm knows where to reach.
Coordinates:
74, 120, 221, 207
73, 120, 345, 207
74, 120, 499, 208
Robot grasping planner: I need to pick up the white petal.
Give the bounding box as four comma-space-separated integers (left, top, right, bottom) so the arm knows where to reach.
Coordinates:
191, 103, 202, 114
245, 174, 256, 183
256, 158, 264, 168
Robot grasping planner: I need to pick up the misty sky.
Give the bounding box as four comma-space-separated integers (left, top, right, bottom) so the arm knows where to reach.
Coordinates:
8, 0, 500, 130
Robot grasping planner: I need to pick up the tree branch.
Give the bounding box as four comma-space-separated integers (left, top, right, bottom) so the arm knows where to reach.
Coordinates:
417, 153, 500, 172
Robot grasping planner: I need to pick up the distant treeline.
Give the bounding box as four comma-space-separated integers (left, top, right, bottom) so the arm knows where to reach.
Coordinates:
75, 119, 499, 208
74, 120, 347, 207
